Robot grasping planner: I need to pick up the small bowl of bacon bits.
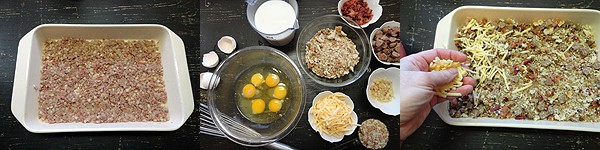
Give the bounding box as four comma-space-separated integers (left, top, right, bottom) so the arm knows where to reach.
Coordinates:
370, 21, 403, 65
366, 67, 400, 116
338, 0, 383, 28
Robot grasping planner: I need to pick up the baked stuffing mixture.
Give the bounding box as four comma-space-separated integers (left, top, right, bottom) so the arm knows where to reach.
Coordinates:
451, 18, 600, 122
305, 26, 360, 79
39, 37, 168, 123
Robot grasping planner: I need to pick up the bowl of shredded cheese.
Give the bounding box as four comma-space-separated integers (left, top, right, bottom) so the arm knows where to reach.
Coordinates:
308, 91, 359, 143
366, 67, 400, 116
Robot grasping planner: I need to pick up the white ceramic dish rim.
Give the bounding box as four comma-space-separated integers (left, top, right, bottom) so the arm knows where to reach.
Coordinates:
369, 21, 401, 66
11, 24, 194, 133
307, 91, 358, 143
366, 67, 400, 116
433, 6, 600, 132
337, 0, 383, 29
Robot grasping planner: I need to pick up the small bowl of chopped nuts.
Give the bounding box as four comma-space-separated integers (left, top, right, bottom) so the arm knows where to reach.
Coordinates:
338, 0, 383, 28
366, 67, 400, 116
370, 21, 403, 66
296, 14, 372, 87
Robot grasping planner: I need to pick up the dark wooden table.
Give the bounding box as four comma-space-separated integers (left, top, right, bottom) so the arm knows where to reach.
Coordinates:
0, 0, 202, 149
199, 0, 401, 149
0, 0, 402, 149
3, 0, 599, 149
400, 0, 600, 149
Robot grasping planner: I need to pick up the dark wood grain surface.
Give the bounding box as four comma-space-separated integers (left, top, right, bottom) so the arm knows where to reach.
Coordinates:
0, 0, 401, 149
400, 0, 600, 149
0, 0, 202, 149
2, 0, 600, 149
199, 0, 401, 149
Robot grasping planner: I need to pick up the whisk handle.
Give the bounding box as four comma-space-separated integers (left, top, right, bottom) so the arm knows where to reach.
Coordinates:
264, 142, 296, 150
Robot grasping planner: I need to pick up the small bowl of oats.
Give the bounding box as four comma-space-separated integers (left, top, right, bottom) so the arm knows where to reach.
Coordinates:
296, 14, 371, 87
366, 67, 400, 116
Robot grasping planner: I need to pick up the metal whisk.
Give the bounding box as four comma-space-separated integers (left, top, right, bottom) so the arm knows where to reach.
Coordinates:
199, 103, 296, 150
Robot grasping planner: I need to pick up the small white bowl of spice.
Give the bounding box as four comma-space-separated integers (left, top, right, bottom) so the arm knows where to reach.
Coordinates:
366, 67, 400, 116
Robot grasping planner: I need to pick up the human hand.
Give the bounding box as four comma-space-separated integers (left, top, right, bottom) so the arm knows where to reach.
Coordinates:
399, 49, 475, 141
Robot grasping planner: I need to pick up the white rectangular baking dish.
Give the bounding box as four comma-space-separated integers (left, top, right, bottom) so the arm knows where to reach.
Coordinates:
433, 6, 600, 132
11, 24, 194, 133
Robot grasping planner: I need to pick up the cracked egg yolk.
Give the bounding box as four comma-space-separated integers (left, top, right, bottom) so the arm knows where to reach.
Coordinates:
251, 99, 266, 114
272, 86, 287, 99
251, 73, 264, 87
265, 74, 280, 87
242, 84, 256, 98
268, 99, 282, 112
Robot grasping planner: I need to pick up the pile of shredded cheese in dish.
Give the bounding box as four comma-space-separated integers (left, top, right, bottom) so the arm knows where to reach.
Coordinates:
310, 93, 357, 138
455, 18, 512, 93
429, 57, 467, 98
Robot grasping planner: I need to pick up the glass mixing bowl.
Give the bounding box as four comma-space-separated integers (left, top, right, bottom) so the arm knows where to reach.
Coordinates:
296, 14, 371, 87
207, 46, 306, 147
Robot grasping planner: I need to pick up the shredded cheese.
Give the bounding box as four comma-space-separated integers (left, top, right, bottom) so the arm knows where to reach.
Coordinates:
310, 93, 357, 138
498, 69, 510, 91
454, 18, 511, 91
429, 57, 467, 98
511, 81, 533, 93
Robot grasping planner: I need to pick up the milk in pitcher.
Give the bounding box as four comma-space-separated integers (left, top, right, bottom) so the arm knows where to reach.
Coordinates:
250, 0, 298, 46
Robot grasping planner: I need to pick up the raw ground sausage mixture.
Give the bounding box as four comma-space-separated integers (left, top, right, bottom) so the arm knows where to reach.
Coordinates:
38, 37, 169, 124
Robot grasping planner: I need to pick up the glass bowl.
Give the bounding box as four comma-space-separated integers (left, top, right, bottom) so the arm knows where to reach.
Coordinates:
208, 46, 306, 147
296, 14, 371, 87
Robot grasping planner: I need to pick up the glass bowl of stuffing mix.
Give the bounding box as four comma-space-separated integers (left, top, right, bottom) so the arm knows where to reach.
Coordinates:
296, 14, 371, 87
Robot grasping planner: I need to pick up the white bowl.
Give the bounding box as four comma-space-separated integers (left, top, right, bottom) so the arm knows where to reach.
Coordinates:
11, 24, 194, 133
337, 0, 383, 28
308, 91, 358, 143
369, 21, 401, 66
366, 67, 400, 116
433, 6, 600, 132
